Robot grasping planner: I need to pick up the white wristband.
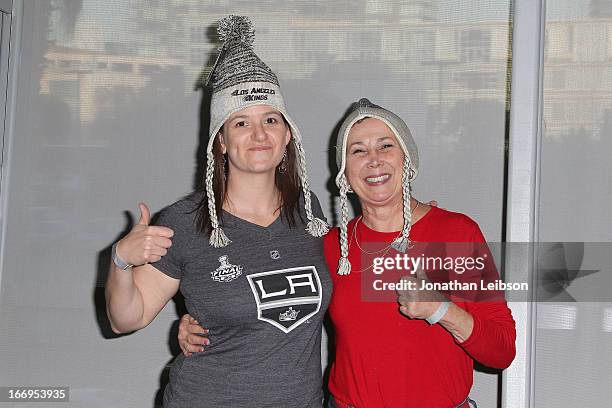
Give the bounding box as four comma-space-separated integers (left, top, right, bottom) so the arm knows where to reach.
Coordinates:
426, 301, 450, 325
111, 242, 133, 270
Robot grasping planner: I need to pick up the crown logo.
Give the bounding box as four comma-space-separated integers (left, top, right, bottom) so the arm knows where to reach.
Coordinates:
278, 307, 300, 322
210, 255, 243, 283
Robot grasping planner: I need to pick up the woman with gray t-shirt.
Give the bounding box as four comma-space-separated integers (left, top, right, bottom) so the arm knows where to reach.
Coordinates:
105, 16, 331, 407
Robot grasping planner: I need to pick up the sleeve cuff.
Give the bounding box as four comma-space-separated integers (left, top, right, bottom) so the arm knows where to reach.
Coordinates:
151, 259, 182, 280
456, 309, 481, 347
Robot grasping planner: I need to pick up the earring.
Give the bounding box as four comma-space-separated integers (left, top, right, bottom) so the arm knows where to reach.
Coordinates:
278, 150, 287, 174
344, 174, 354, 193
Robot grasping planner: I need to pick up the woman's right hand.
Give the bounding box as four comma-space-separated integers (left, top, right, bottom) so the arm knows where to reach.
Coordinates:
115, 203, 175, 267
178, 314, 210, 356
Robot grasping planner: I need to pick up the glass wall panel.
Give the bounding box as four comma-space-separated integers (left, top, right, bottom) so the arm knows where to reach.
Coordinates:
536, 1, 612, 406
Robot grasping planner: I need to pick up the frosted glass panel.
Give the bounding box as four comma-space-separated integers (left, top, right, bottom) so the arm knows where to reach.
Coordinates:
535, 1, 612, 406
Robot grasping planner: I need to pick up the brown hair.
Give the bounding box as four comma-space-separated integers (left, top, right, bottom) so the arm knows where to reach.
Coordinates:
194, 122, 302, 235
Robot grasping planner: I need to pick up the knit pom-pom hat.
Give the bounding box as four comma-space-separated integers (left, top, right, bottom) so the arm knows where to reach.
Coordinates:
334, 98, 419, 275
205, 16, 329, 247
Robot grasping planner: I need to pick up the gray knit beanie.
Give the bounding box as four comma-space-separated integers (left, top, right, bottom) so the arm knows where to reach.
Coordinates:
334, 98, 419, 275
205, 16, 328, 248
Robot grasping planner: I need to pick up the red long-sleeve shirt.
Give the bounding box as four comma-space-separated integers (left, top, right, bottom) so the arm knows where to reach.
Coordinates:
324, 207, 516, 407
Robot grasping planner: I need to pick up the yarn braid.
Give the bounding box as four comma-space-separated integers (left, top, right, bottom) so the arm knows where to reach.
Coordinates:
390, 159, 412, 253
337, 174, 352, 275
206, 150, 231, 247
295, 140, 329, 237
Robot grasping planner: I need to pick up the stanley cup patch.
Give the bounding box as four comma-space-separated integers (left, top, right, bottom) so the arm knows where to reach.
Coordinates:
210, 255, 243, 283
246, 266, 322, 333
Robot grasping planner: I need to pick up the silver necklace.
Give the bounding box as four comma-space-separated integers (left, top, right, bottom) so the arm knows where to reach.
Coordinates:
352, 216, 401, 255
350, 201, 419, 272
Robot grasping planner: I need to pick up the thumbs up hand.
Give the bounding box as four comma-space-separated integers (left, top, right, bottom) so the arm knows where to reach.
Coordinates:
137, 202, 151, 226
397, 268, 447, 320
115, 203, 174, 267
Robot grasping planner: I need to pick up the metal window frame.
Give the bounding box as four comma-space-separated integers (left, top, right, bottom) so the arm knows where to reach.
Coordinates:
0, 0, 20, 294
502, 0, 545, 407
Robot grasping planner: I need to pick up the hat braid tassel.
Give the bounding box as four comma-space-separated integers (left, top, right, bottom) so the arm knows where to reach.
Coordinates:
206, 152, 231, 248
337, 175, 352, 275
296, 142, 330, 237
390, 160, 412, 253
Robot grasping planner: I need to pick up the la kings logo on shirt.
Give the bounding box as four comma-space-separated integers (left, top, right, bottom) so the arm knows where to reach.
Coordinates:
246, 266, 322, 333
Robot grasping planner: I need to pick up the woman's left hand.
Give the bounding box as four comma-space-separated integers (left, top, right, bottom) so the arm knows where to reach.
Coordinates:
396, 269, 447, 320
178, 314, 210, 356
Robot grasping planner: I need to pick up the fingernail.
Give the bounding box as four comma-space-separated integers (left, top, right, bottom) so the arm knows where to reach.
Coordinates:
200, 347, 205, 352
204, 339, 210, 346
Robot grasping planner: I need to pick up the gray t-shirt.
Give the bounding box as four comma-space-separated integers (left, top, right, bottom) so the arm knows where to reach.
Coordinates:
154, 193, 332, 408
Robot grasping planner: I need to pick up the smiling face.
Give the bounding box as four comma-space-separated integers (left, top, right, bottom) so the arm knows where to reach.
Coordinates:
345, 117, 405, 208
219, 105, 291, 176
